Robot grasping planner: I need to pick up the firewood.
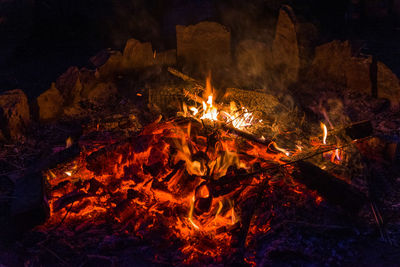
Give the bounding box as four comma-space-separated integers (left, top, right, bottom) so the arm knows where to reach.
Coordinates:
344, 120, 373, 140
292, 160, 367, 214
167, 67, 203, 88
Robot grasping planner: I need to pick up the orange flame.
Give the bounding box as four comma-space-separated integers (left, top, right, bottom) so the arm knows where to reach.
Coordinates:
320, 122, 328, 144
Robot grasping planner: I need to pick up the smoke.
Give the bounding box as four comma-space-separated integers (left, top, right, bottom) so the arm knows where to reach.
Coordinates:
104, 0, 161, 50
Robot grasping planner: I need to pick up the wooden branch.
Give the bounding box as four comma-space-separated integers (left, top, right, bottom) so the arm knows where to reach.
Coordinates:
167, 67, 204, 88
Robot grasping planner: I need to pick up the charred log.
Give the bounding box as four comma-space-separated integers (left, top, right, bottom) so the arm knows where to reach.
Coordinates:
293, 160, 367, 214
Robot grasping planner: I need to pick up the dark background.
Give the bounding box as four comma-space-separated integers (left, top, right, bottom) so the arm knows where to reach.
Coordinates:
0, 0, 399, 98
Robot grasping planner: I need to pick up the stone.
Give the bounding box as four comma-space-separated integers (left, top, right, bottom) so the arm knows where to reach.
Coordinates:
272, 5, 300, 89
311, 40, 352, 85
123, 38, 155, 68
98, 51, 124, 77
89, 49, 112, 68
0, 89, 30, 140
377, 61, 400, 108
296, 22, 319, 70
83, 82, 118, 104
176, 21, 231, 77
345, 56, 372, 95
155, 49, 177, 66
56, 66, 83, 105
98, 39, 159, 76
36, 83, 64, 121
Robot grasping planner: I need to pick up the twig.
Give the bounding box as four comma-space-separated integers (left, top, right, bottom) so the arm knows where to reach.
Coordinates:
370, 201, 393, 245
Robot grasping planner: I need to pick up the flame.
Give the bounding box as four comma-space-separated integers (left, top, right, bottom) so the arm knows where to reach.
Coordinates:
189, 106, 198, 116
198, 184, 210, 198
320, 122, 328, 144
66, 137, 73, 148
188, 195, 200, 230
271, 142, 290, 156
183, 74, 255, 130
200, 94, 219, 121
335, 148, 341, 161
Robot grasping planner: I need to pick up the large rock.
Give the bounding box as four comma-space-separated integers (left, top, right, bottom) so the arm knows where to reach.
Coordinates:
176, 21, 231, 76
56, 66, 83, 105
99, 39, 162, 76
123, 38, 155, 68
235, 40, 271, 85
377, 61, 400, 108
345, 56, 372, 95
154, 49, 177, 66
272, 5, 300, 90
311, 40, 352, 84
83, 82, 118, 104
0, 89, 30, 140
36, 83, 64, 121
98, 51, 123, 76
311, 41, 400, 108
56, 67, 99, 107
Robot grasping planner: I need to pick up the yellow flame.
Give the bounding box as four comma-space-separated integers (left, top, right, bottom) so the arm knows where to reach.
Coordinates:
320, 122, 328, 144
65, 171, 72, 176
200, 94, 218, 121
189, 107, 198, 116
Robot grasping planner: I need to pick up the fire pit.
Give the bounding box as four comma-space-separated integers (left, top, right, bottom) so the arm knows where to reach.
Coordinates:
1, 2, 400, 266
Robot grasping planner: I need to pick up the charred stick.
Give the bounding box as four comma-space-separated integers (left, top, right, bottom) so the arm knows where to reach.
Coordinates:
219, 123, 272, 145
